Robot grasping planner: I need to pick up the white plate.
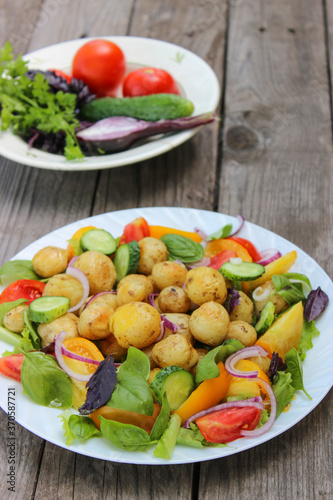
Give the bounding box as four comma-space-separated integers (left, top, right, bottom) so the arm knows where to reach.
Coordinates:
0, 37, 220, 171
0, 207, 332, 465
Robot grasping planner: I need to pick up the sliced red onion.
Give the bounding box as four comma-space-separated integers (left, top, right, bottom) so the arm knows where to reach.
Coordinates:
229, 215, 245, 237
240, 377, 277, 437
252, 286, 271, 302
224, 345, 269, 378
82, 290, 117, 311
67, 256, 78, 268
155, 321, 166, 342
194, 228, 208, 241
65, 266, 90, 313
148, 292, 159, 308
187, 257, 211, 269
61, 345, 101, 366
257, 249, 282, 266
184, 397, 264, 429
54, 331, 93, 382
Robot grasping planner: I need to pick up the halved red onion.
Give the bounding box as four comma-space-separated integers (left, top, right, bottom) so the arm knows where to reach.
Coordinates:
184, 397, 264, 429
54, 331, 93, 382
82, 291, 117, 311
224, 345, 269, 378
257, 249, 282, 266
240, 377, 277, 437
67, 256, 78, 268
187, 257, 211, 269
66, 266, 90, 313
61, 345, 101, 366
162, 316, 179, 333
229, 215, 245, 237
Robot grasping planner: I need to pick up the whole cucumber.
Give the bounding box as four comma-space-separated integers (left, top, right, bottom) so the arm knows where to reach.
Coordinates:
80, 93, 195, 122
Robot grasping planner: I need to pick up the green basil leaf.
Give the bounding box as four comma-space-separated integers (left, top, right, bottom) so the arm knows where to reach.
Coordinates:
107, 370, 154, 415
68, 415, 101, 441
150, 392, 171, 442
283, 273, 312, 289
206, 224, 233, 241
118, 346, 150, 380
100, 417, 155, 451
272, 371, 295, 418
21, 351, 73, 408
160, 234, 204, 263
195, 339, 244, 385
153, 413, 181, 459
0, 260, 40, 285
285, 348, 311, 399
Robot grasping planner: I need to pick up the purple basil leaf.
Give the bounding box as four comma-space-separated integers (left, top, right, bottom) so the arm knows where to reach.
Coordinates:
79, 355, 117, 415
76, 112, 216, 154
304, 287, 329, 322
269, 352, 287, 382
224, 287, 241, 314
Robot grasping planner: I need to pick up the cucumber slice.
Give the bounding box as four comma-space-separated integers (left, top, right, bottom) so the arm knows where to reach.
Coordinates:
220, 261, 265, 281
28, 296, 70, 323
255, 300, 275, 336
80, 229, 117, 255
150, 366, 195, 411
113, 241, 140, 282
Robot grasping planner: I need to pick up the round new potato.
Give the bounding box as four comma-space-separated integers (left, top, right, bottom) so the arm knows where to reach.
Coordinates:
99, 333, 127, 361
157, 286, 191, 313
229, 291, 254, 323
152, 334, 199, 370
32, 246, 68, 278
185, 266, 227, 306
137, 237, 168, 275
142, 343, 158, 369
43, 274, 83, 309
3, 304, 29, 333
253, 280, 289, 316
162, 313, 194, 344
78, 302, 114, 340
74, 250, 117, 295
225, 320, 257, 347
189, 301, 230, 346
110, 302, 161, 349
117, 274, 153, 306
151, 261, 187, 290
38, 312, 79, 348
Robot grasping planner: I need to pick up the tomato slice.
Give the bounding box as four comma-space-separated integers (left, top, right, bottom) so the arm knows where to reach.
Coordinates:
209, 250, 238, 269
62, 338, 104, 376
229, 237, 262, 262
89, 404, 161, 433
204, 238, 253, 262
119, 217, 150, 245
0, 354, 24, 381
196, 406, 261, 443
0, 279, 46, 305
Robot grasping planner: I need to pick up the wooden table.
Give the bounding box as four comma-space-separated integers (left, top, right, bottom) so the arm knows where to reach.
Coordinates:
0, 0, 332, 498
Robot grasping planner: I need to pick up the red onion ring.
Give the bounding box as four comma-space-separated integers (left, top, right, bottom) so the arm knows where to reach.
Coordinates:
148, 292, 159, 308
61, 345, 101, 366
229, 215, 245, 237
155, 321, 166, 342
54, 331, 92, 382
224, 345, 269, 378
184, 397, 264, 429
257, 249, 282, 266
240, 377, 277, 437
194, 227, 208, 241
187, 257, 211, 269
67, 256, 78, 267
65, 266, 90, 313
82, 291, 117, 311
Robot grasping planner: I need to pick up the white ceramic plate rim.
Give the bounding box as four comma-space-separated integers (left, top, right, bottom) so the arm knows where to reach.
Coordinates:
0, 37, 220, 171
0, 207, 332, 465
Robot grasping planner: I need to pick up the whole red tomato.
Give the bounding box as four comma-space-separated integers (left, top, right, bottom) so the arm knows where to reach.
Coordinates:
72, 40, 126, 97
122, 67, 180, 97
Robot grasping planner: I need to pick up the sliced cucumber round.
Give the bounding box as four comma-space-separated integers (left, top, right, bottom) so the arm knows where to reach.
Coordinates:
220, 261, 265, 281
28, 296, 70, 323
150, 365, 195, 411
113, 241, 140, 283
80, 228, 117, 255
255, 300, 275, 336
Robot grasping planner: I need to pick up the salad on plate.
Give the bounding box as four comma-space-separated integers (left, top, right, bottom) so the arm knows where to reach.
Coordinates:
0, 213, 329, 461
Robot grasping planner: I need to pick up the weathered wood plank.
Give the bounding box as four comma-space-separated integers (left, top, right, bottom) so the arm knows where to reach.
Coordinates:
199, 0, 332, 499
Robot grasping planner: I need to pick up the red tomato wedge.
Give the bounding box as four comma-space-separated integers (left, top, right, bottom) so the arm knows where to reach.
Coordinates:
209, 250, 237, 269
0, 354, 24, 381
0, 280, 46, 305
119, 217, 150, 245
229, 237, 262, 262
196, 406, 261, 443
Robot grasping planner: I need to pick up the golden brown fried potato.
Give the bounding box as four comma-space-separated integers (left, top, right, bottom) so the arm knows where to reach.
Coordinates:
137, 237, 168, 275
38, 313, 79, 348
253, 280, 289, 316
74, 250, 117, 295
157, 286, 191, 313
110, 302, 161, 349
99, 333, 127, 361
225, 320, 257, 347
43, 274, 83, 309
185, 266, 227, 306
151, 261, 187, 290
189, 301, 230, 346
117, 274, 153, 306
78, 302, 114, 340
229, 291, 254, 323
152, 334, 199, 370
3, 304, 29, 333
162, 313, 194, 344
32, 246, 68, 278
